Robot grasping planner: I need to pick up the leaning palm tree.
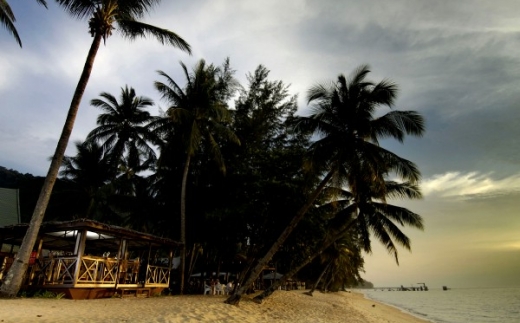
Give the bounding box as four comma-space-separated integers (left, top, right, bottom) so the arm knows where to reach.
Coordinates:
1, 0, 47, 47
252, 179, 423, 303
86, 85, 159, 175
304, 235, 361, 296
226, 65, 425, 305
0, 0, 190, 298
153, 59, 240, 294
306, 257, 333, 296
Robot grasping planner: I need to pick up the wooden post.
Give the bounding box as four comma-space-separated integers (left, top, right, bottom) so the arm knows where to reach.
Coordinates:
167, 249, 173, 287
143, 243, 152, 287
72, 230, 87, 286
114, 238, 126, 289
167, 249, 173, 270
36, 239, 43, 258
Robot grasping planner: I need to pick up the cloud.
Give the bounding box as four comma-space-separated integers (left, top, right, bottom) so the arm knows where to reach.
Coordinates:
485, 240, 520, 251
421, 171, 520, 199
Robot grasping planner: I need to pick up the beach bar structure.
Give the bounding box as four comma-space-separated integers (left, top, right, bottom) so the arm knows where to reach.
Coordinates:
0, 219, 181, 299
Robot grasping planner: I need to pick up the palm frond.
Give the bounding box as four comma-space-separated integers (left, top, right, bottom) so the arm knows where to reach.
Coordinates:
384, 181, 422, 199
0, 0, 21, 46
117, 0, 161, 18
55, 0, 96, 19
369, 78, 398, 106
118, 19, 191, 54
348, 64, 371, 87
36, 0, 48, 8
374, 203, 424, 230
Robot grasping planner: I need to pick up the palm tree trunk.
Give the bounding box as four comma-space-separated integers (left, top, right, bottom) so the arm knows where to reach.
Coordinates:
323, 271, 335, 292
225, 171, 334, 305
0, 34, 103, 298
86, 195, 96, 219
187, 243, 199, 279
253, 215, 357, 303
304, 261, 332, 297
179, 154, 191, 295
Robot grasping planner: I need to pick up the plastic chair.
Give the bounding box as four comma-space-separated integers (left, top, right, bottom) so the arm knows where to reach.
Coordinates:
204, 284, 212, 295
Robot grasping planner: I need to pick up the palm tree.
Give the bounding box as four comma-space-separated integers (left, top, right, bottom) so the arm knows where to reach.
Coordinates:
1, 0, 47, 47
304, 235, 362, 296
60, 140, 112, 218
252, 179, 423, 303
305, 259, 333, 296
326, 235, 365, 292
86, 85, 159, 175
153, 59, 240, 294
0, 0, 190, 298
226, 65, 425, 305
114, 174, 159, 232
311, 181, 424, 295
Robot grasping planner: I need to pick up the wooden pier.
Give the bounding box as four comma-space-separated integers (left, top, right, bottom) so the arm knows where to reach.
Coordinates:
374, 283, 428, 291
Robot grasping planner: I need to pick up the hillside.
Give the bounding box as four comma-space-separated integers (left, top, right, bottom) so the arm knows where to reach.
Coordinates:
0, 166, 36, 188
0, 166, 78, 222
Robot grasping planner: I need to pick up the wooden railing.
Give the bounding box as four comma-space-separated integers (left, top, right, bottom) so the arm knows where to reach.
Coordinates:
37, 257, 77, 285
24, 256, 170, 288
146, 265, 170, 285
117, 259, 140, 285
77, 256, 118, 285
0, 254, 14, 282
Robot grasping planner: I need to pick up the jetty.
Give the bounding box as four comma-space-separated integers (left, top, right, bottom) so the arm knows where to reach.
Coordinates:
375, 283, 428, 291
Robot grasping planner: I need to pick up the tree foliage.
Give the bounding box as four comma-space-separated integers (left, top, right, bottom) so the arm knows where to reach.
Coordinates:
3, 62, 425, 302
0, 0, 189, 298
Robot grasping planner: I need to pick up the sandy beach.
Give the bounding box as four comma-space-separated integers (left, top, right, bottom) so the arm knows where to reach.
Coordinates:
0, 290, 428, 323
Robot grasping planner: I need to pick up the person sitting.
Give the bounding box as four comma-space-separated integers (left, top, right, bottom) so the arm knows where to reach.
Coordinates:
215, 280, 224, 295
225, 281, 233, 295
210, 278, 216, 295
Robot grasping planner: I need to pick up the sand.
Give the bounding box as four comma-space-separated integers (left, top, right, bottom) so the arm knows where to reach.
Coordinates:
0, 290, 428, 323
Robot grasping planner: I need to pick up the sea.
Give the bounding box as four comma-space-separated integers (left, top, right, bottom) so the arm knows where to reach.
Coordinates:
359, 287, 520, 323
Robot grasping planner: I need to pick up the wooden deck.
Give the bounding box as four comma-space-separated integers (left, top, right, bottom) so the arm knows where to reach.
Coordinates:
24, 256, 170, 287
0, 219, 180, 299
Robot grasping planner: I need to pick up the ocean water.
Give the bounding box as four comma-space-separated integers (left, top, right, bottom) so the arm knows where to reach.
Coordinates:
359, 287, 520, 323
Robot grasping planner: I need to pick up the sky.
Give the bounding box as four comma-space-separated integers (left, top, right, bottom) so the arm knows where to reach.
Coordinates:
1, 0, 519, 289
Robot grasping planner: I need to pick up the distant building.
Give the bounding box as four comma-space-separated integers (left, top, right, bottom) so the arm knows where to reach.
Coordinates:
0, 187, 20, 227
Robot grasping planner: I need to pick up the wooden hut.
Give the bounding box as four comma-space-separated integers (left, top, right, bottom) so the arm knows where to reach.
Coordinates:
0, 219, 181, 299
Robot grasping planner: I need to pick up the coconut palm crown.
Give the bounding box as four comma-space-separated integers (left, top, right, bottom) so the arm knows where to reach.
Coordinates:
57, 0, 190, 49
296, 64, 425, 193
86, 85, 159, 175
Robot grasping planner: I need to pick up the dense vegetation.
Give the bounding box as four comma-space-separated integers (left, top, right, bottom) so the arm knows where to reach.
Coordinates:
1, 62, 424, 300
1, 1, 424, 303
